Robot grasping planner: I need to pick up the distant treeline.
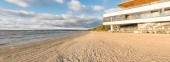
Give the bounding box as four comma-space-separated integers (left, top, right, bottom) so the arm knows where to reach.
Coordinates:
90, 25, 110, 31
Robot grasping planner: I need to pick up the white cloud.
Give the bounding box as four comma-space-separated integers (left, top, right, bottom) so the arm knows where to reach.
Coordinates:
0, 8, 36, 17
92, 5, 104, 11
5, 0, 65, 7
68, 0, 86, 11
0, 8, 101, 30
2, 0, 104, 30
5, 0, 29, 7
4, 0, 104, 16
55, 0, 64, 4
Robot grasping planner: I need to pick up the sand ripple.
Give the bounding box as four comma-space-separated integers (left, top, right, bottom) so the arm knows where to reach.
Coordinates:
0, 32, 170, 62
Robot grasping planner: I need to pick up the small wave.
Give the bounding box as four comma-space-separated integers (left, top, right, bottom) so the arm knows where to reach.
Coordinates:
0, 43, 8, 46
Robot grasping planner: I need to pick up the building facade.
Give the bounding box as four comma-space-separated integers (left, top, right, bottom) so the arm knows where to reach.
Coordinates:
103, 0, 170, 34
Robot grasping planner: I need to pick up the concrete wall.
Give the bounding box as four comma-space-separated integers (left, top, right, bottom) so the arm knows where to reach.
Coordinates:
138, 22, 170, 34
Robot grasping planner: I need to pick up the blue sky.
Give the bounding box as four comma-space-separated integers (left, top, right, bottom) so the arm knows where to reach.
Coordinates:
0, 0, 122, 30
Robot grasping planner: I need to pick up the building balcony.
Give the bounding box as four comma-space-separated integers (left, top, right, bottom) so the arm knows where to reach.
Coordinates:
103, 15, 170, 25
104, 9, 170, 22
104, 0, 170, 14
103, 1, 170, 25
103, 0, 170, 17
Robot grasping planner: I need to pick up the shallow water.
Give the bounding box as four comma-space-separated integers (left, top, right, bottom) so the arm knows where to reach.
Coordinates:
0, 30, 84, 46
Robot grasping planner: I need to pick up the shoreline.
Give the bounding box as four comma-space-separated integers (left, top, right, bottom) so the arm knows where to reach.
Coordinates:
0, 31, 88, 48
0, 31, 170, 62
0, 31, 88, 61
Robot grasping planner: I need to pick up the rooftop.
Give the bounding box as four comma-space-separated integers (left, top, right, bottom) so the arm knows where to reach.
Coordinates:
118, 0, 159, 8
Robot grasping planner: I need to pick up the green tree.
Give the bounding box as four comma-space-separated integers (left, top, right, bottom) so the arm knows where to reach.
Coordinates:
90, 24, 110, 31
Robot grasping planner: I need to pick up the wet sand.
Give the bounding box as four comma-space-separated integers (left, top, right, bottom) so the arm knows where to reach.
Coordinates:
0, 31, 170, 62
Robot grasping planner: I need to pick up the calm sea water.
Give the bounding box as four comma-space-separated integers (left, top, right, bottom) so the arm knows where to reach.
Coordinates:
0, 30, 85, 46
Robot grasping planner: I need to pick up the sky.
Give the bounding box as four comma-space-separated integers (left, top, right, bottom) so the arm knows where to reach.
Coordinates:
0, 0, 122, 30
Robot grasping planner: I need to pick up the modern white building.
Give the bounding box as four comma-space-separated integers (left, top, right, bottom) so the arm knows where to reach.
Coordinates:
103, 0, 170, 33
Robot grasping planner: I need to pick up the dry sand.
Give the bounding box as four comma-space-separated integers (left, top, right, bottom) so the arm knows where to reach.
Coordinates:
0, 31, 170, 62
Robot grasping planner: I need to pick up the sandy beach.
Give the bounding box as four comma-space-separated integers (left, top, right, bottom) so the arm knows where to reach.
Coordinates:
0, 31, 170, 62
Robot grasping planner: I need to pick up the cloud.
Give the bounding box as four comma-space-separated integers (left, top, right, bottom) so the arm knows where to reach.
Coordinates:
5, 0, 61, 7
0, 8, 102, 30
55, 0, 64, 4
2, 0, 104, 30
67, 0, 104, 15
77, 5, 104, 15
0, 8, 36, 17
5, 0, 104, 16
68, 0, 86, 11
5, 0, 29, 7
92, 5, 104, 11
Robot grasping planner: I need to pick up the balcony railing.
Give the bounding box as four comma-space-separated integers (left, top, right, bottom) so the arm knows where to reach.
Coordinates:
103, 9, 170, 22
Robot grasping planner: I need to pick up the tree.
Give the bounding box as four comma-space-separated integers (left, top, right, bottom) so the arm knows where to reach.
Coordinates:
90, 24, 110, 31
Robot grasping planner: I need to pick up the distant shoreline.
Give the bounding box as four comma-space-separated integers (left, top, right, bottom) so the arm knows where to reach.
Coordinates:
0, 30, 88, 31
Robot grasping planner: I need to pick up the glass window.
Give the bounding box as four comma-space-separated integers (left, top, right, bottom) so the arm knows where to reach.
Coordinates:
151, 9, 160, 17
164, 7, 170, 16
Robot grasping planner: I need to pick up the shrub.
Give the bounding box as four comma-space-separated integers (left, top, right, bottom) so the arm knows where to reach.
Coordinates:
90, 25, 110, 31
